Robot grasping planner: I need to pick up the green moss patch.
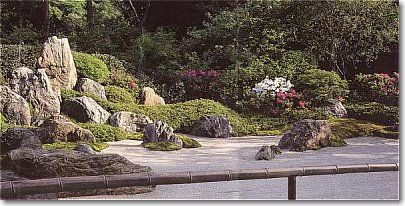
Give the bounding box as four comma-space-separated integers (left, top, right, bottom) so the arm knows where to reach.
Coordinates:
178, 135, 202, 148
329, 118, 398, 140
105, 85, 135, 104
143, 141, 182, 151
78, 123, 143, 142
42, 141, 109, 152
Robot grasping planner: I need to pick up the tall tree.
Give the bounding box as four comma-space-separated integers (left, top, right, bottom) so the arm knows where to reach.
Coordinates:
86, 0, 93, 32
128, 0, 151, 34
43, 0, 49, 40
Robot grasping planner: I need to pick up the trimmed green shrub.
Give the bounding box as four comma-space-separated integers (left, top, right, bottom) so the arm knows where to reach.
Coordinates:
329, 118, 398, 140
294, 69, 349, 106
345, 102, 399, 126
78, 123, 142, 142
105, 85, 135, 103
177, 135, 202, 148
42, 141, 109, 152
0, 44, 42, 80
279, 108, 332, 124
61, 89, 259, 136
72, 51, 110, 83
143, 141, 182, 151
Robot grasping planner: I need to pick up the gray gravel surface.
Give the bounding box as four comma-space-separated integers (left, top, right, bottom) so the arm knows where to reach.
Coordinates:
64, 136, 399, 200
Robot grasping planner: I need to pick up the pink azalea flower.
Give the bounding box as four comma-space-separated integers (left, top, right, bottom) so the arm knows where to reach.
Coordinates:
298, 100, 305, 108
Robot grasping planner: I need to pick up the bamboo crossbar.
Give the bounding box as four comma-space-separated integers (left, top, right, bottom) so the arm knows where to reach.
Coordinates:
0, 163, 399, 199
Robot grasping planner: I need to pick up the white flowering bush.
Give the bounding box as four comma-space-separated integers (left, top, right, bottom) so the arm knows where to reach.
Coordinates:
252, 76, 293, 96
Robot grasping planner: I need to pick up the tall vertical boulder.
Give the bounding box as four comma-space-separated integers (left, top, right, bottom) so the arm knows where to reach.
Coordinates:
9, 67, 60, 125
0, 85, 32, 125
139, 87, 165, 106
37, 36, 77, 93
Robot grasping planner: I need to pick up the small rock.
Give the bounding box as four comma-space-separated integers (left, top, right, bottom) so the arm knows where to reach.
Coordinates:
139, 87, 165, 106
255, 145, 282, 160
74, 144, 96, 154
0, 85, 32, 125
75, 78, 107, 100
34, 115, 95, 144
143, 121, 182, 147
190, 115, 232, 138
62, 96, 111, 124
1, 128, 42, 153
278, 119, 332, 152
326, 99, 347, 118
108, 111, 152, 133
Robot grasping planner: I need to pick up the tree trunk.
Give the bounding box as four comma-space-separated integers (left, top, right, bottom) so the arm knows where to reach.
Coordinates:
86, 0, 93, 32
43, 0, 49, 41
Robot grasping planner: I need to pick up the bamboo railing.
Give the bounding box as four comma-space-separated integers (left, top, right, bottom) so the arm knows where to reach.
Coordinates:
0, 163, 399, 200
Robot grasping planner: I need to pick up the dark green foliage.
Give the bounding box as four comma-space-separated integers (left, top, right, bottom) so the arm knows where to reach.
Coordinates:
279, 108, 332, 124
72, 51, 110, 83
78, 123, 142, 142
143, 141, 182, 151
0, 44, 42, 80
345, 102, 399, 126
177, 135, 202, 148
330, 118, 398, 140
105, 85, 135, 104
42, 141, 109, 152
294, 69, 349, 106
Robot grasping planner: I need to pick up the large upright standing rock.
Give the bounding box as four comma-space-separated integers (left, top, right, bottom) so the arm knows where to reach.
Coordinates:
108, 111, 152, 133
278, 119, 332, 152
0, 85, 31, 125
143, 121, 182, 146
139, 87, 165, 106
62, 96, 111, 124
190, 115, 232, 138
37, 36, 77, 94
75, 78, 107, 100
9, 67, 60, 125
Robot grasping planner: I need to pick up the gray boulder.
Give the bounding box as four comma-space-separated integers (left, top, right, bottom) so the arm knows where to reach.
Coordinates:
74, 144, 96, 154
34, 115, 95, 144
326, 99, 347, 118
143, 121, 182, 146
190, 115, 232, 138
108, 111, 152, 133
0, 85, 32, 125
62, 96, 111, 124
75, 78, 107, 100
255, 145, 282, 160
1, 128, 42, 153
37, 36, 78, 93
278, 119, 332, 152
9, 67, 60, 125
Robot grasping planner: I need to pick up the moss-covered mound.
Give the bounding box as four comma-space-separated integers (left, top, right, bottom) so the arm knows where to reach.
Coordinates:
105, 85, 135, 104
329, 118, 398, 140
178, 135, 202, 148
42, 141, 109, 152
72, 51, 110, 83
143, 141, 182, 151
61, 90, 258, 136
78, 123, 143, 142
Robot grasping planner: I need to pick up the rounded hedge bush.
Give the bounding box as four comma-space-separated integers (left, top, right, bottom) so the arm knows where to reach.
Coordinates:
72, 51, 110, 83
294, 69, 349, 107
78, 123, 142, 142
105, 85, 135, 103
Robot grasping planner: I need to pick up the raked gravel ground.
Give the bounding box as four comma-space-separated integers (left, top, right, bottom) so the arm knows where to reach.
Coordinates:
64, 135, 399, 200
